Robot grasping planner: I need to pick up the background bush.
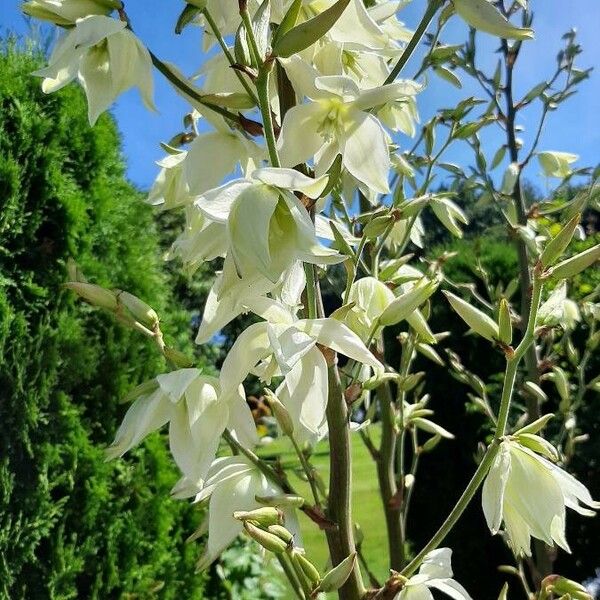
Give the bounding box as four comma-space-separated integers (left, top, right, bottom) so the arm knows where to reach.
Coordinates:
0, 41, 208, 600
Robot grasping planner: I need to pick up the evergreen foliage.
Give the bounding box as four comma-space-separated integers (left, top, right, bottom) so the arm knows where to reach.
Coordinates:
0, 41, 206, 599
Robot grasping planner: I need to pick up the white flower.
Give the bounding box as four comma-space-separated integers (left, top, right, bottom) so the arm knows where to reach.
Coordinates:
194, 167, 343, 286
219, 296, 383, 444
106, 369, 257, 487
277, 74, 420, 193
34, 15, 155, 125
394, 548, 473, 600
537, 280, 581, 330
538, 151, 579, 179
482, 439, 600, 557
22, 0, 119, 25
187, 456, 300, 569
147, 151, 191, 209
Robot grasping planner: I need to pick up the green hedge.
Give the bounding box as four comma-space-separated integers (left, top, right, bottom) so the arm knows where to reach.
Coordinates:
0, 41, 206, 599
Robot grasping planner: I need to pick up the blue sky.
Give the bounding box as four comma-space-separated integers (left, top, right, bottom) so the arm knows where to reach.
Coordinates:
3, 1, 599, 191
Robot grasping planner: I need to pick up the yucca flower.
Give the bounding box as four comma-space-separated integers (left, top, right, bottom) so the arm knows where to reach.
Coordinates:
34, 15, 155, 125
482, 438, 600, 556
394, 548, 472, 600
106, 369, 257, 487
22, 0, 119, 25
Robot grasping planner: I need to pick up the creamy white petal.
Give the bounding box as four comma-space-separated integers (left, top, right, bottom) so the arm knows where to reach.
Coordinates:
418, 547, 454, 579
296, 318, 383, 372
482, 442, 511, 534
156, 368, 201, 402
341, 110, 390, 193
194, 179, 253, 222
277, 103, 327, 168
427, 578, 473, 600
253, 167, 329, 199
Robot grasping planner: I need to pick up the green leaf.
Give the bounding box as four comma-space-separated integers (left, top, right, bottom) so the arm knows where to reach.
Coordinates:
272, 0, 350, 58
175, 4, 201, 35
272, 0, 302, 46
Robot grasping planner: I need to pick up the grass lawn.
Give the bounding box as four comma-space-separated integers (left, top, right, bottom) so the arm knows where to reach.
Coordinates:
258, 426, 390, 586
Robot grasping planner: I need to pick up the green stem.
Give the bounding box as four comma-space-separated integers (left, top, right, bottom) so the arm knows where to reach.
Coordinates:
400, 272, 544, 577
202, 8, 259, 105
257, 65, 281, 167
375, 381, 404, 571
150, 51, 247, 125
384, 0, 444, 85
291, 436, 322, 509
324, 365, 365, 600
400, 440, 501, 577
278, 554, 306, 600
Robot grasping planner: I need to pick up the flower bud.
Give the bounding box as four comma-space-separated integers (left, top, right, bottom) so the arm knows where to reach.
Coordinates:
452, 0, 534, 40
243, 521, 288, 554
22, 0, 121, 25
379, 279, 439, 326
514, 413, 554, 436
292, 549, 321, 586
234, 507, 284, 527
255, 493, 305, 508
540, 214, 581, 269
65, 282, 118, 311
316, 553, 357, 594
515, 432, 560, 462
551, 243, 600, 280
267, 524, 294, 544
362, 372, 399, 391
498, 298, 513, 345
363, 214, 393, 239
522, 381, 548, 404
264, 389, 294, 437
543, 575, 593, 600
443, 291, 499, 342
117, 291, 159, 329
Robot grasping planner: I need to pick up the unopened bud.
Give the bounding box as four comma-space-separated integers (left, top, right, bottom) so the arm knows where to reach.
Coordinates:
234, 507, 284, 527
362, 372, 398, 391
514, 413, 554, 436
65, 282, 118, 311
515, 432, 560, 462
551, 243, 600, 279
292, 549, 321, 586
163, 346, 194, 368
540, 214, 581, 268
420, 434, 442, 453
444, 291, 499, 342
398, 372, 425, 392
522, 381, 548, 404
380, 279, 439, 326
316, 553, 357, 594
363, 214, 393, 239
543, 575, 593, 600
243, 521, 288, 553
498, 298, 513, 345
255, 493, 305, 508
264, 389, 294, 437
267, 524, 294, 544
116, 291, 159, 329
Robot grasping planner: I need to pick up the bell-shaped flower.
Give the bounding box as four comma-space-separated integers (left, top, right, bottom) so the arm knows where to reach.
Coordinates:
219, 296, 383, 444
147, 150, 192, 210
106, 368, 257, 487
148, 115, 261, 210
394, 548, 473, 600
277, 73, 419, 193
167, 206, 227, 275
482, 439, 600, 557
188, 456, 299, 569
34, 15, 155, 125
430, 196, 469, 239
537, 280, 581, 331
22, 0, 119, 25
194, 167, 343, 287
538, 151, 579, 179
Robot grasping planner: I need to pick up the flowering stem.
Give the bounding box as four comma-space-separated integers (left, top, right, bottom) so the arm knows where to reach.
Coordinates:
384, 0, 445, 85
400, 271, 544, 577
277, 554, 306, 600
324, 364, 365, 600
290, 436, 322, 509
400, 440, 501, 578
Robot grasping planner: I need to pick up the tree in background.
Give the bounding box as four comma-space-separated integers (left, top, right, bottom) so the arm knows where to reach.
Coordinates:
0, 41, 207, 599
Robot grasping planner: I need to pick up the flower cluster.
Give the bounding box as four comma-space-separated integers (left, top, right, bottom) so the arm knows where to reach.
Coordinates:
26, 0, 600, 595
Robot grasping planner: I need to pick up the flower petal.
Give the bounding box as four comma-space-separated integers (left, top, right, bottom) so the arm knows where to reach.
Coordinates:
482, 442, 511, 534
341, 111, 390, 194
277, 103, 326, 168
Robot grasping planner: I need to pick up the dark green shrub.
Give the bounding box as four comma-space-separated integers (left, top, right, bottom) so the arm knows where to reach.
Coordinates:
0, 40, 207, 599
